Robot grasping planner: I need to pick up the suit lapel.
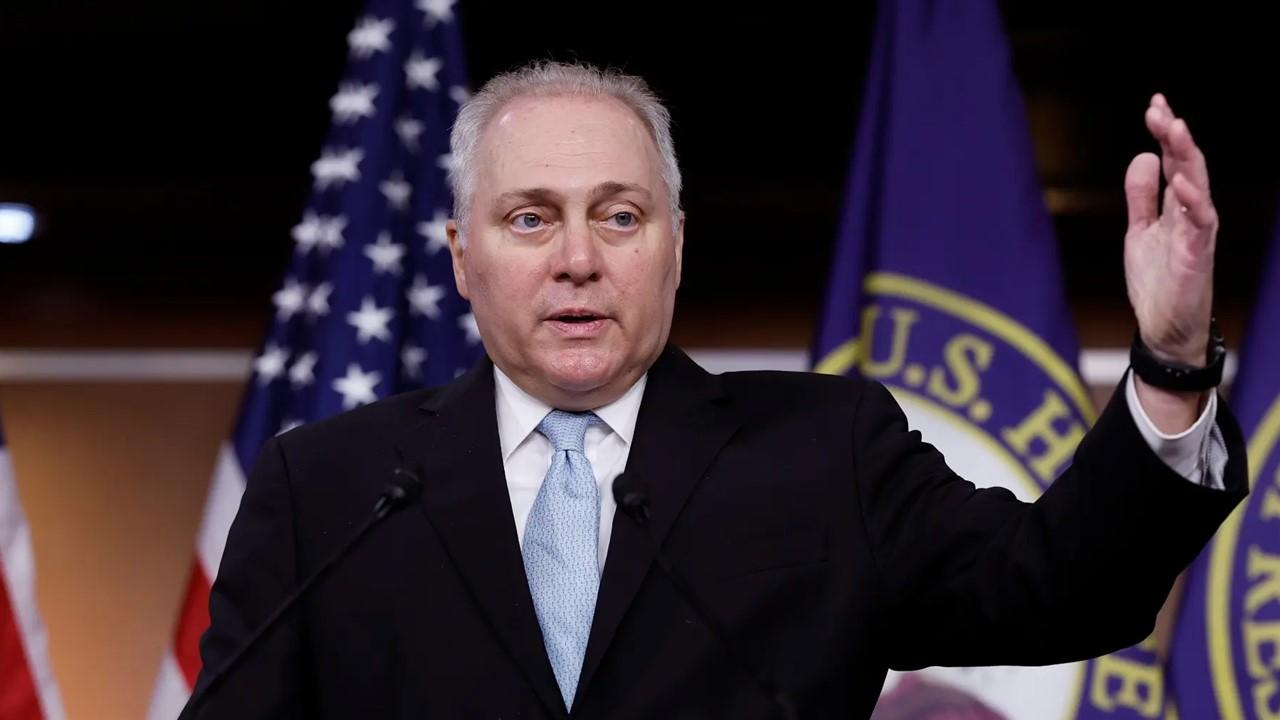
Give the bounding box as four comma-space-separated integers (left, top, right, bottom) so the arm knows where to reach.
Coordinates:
574, 346, 742, 704
394, 358, 567, 719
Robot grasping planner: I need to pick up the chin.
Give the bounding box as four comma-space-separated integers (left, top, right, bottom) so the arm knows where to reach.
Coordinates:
542, 346, 623, 393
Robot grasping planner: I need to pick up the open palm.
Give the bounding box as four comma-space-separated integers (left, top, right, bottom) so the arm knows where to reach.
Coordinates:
1124, 94, 1218, 366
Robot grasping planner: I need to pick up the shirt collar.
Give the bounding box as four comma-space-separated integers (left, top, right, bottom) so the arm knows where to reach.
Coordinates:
493, 365, 648, 461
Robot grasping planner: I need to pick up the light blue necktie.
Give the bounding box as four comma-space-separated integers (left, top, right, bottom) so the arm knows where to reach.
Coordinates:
522, 409, 602, 709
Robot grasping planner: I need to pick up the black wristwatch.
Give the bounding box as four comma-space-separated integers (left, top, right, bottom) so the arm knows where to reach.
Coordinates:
1129, 319, 1226, 392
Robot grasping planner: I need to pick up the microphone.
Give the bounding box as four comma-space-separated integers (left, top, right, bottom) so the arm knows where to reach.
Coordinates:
178, 464, 425, 719
612, 473, 800, 720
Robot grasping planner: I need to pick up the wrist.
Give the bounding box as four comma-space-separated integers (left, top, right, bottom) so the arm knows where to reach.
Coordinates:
1132, 374, 1208, 435
1141, 331, 1210, 368
1131, 319, 1225, 393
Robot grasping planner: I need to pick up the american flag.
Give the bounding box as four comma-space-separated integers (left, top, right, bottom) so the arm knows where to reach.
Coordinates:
0, 415, 66, 720
146, 0, 480, 715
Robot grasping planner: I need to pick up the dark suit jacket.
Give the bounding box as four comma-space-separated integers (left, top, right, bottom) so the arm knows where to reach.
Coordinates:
186, 345, 1247, 719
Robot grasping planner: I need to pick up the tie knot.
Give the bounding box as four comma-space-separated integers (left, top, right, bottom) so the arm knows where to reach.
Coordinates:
538, 410, 599, 453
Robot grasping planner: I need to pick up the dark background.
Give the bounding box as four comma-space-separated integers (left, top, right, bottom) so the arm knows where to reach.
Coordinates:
0, 1, 1275, 348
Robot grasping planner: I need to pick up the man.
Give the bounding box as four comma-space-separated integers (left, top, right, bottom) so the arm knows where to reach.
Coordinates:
185, 62, 1246, 718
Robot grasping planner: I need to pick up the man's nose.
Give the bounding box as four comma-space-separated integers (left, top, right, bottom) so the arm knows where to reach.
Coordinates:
552, 217, 602, 285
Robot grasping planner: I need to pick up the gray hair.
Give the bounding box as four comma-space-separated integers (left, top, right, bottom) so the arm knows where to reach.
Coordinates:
447, 61, 682, 237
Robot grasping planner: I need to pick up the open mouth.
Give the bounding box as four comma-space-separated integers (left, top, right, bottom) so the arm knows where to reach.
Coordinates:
553, 312, 602, 324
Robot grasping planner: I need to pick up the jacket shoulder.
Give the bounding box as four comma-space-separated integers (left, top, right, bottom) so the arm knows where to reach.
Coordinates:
717, 369, 874, 415
274, 384, 440, 455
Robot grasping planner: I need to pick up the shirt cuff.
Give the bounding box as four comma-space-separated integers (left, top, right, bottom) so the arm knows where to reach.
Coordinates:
1125, 371, 1225, 489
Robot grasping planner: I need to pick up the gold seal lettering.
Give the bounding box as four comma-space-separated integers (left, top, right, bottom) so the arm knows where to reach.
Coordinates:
1089, 653, 1163, 717
1247, 545, 1280, 615
927, 333, 995, 409
859, 305, 919, 379
1000, 389, 1085, 483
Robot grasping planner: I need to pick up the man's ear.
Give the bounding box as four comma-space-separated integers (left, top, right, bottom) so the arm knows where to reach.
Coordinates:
447, 219, 469, 299
674, 212, 685, 288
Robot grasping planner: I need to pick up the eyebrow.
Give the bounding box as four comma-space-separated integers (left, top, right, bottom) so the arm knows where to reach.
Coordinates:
493, 187, 561, 208
587, 182, 652, 205
493, 182, 653, 209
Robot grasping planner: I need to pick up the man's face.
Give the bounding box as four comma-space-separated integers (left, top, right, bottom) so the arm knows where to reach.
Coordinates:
448, 94, 684, 410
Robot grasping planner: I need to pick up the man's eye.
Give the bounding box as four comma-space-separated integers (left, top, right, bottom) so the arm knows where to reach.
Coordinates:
610, 212, 636, 228
514, 213, 543, 230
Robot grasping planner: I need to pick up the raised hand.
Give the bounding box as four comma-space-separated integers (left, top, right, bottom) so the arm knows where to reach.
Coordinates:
1123, 93, 1218, 368
1123, 94, 1219, 431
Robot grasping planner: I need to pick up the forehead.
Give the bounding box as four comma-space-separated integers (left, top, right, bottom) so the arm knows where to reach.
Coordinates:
474, 93, 663, 199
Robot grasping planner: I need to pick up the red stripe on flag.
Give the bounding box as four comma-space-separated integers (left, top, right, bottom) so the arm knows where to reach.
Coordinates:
173, 562, 212, 688
0, 561, 44, 720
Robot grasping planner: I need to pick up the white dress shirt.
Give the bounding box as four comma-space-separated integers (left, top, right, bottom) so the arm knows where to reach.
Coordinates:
493, 366, 1227, 571
495, 366, 647, 572
1125, 371, 1227, 489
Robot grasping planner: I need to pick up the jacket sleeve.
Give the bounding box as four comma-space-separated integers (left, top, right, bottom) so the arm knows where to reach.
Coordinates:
182, 437, 312, 719
851, 376, 1248, 670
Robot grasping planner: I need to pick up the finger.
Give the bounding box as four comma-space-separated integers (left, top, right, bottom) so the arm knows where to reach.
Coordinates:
1146, 99, 1172, 147
1148, 93, 1174, 124
1166, 117, 1211, 193
1125, 153, 1161, 231
1161, 183, 1181, 233
1145, 105, 1179, 177
1145, 103, 1172, 141
1171, 172, 1219, 231
1144, 102, 1203, 195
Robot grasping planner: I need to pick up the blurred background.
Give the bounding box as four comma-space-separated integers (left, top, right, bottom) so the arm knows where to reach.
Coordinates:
0, 1, 1276, 718
2, 1, 1276, 348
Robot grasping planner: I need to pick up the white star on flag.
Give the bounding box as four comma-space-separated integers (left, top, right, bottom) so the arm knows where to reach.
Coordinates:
459, 312, 481, 345
293, 213, 346, 254
347, 16, 394, 58
417, 209, 451, 254
364, 232, 406, 275
311, 147, 364, 189
401, 344, 427, 380
307, 282, 333, 319
318, 215, 347, 253
379, 172, 412, 210
405, 53, 443, 92
292, 211, 323, 252
272, 279, 309, 321
347, 296, 394, 344
417, 0, 456, 24
449, 86, 470, 105
435, 152, 458, 173
330, 82, 380, 124
289, 351, 318, 388
253, 344, 290, 384
407, 275, 446, 319
395, 116, 424, 151
333, 364, 382, 410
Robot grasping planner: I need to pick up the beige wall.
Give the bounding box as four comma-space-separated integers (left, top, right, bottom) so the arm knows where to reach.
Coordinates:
0, 374, 1125, 720
0, 383, 241, 720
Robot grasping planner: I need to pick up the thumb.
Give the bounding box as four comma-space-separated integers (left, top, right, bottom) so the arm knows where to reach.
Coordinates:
1124, 152, 1161, 232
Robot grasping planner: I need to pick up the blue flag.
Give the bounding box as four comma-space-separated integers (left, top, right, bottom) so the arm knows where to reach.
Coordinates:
1169, 213, 1280, 720
147, 0, 481, 713
811, 0, 1105, 716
